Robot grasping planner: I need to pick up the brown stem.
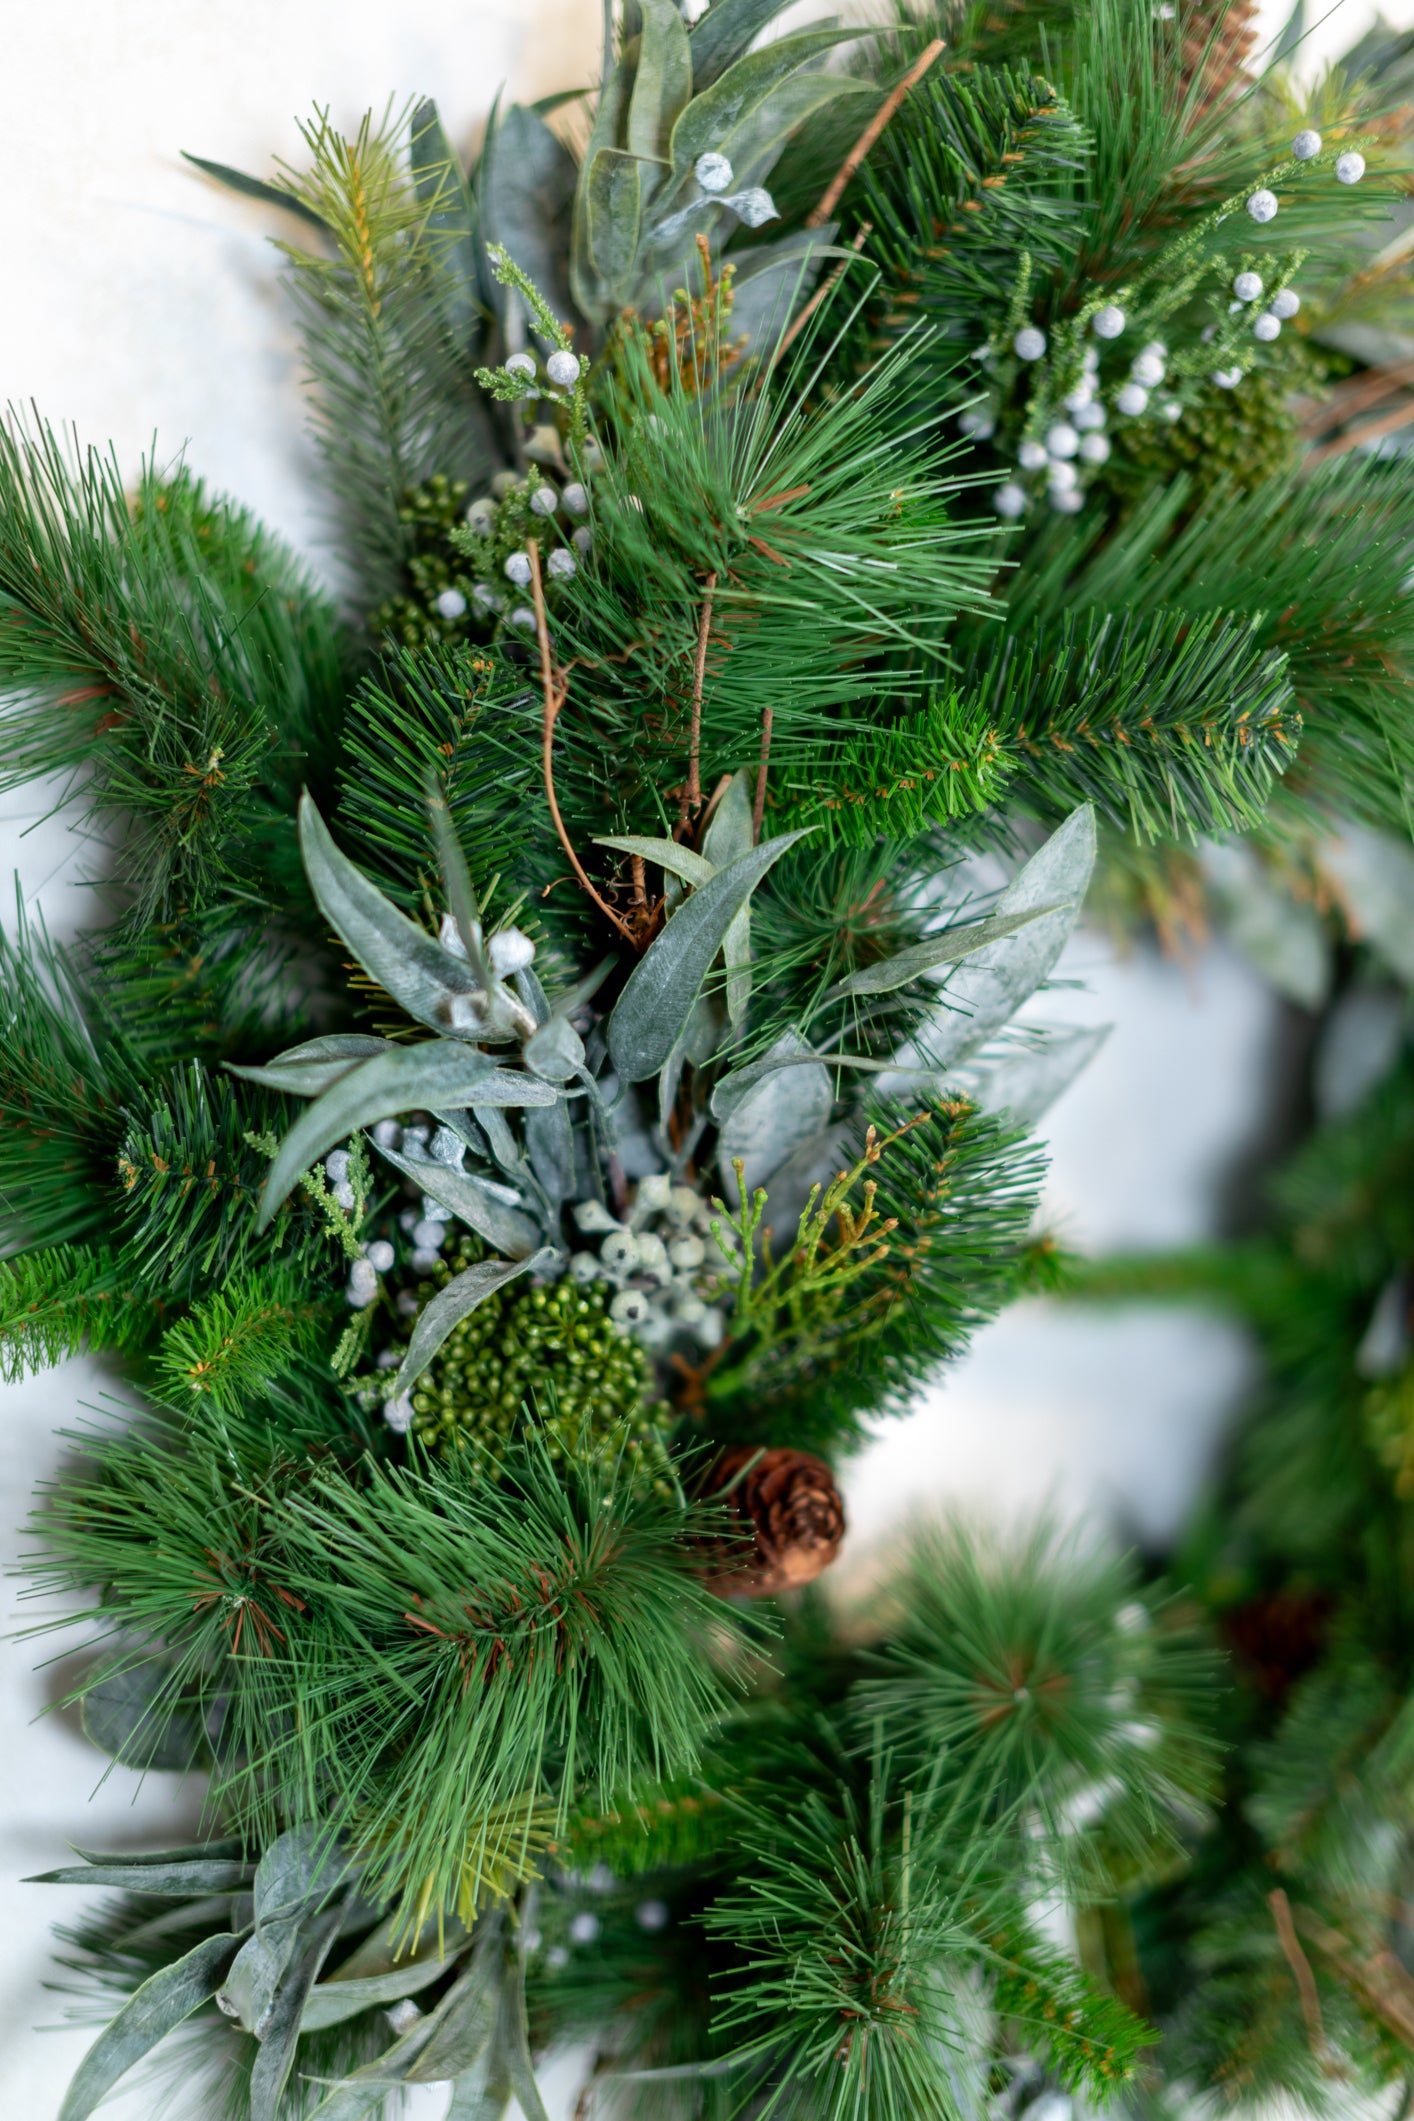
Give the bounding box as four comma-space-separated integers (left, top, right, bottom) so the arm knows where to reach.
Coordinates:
1268, 1890, 1334, 2070
772, 226, 871, 368
678, 570, 718, 829
752, 703, 774, 844
528, 539, 637, 946
806, 39, 946, 229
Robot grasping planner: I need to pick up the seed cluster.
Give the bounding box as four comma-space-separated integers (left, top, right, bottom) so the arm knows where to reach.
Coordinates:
401, 1245, 670, 1476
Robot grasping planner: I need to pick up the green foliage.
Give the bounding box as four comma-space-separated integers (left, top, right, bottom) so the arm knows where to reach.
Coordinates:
152, 1267, 331, 1413
776, 690, 1012, 846
0, 1245, 155, 1381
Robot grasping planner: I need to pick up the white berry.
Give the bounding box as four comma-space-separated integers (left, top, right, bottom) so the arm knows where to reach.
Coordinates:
561, 481, 589, 515
1017, 438, 1049, 471
1161, 399, 1182, 422
547, 546, 577, 580
1013, 326, 1047, 361
695, 151, 733, 193
1079, 432, 1111, 464
1115, 382, 1149, 416
958, 407, 996, 438
1050, 485, 1084, 513
435, 586, 467, 620
1063, 379, 1095, 413
1130, 351, 1165, 388
529, 483, 558, 516
1074, 401, 1106, 432
333, 1181, 356, 1210
993, 481, 1028, 518
383, 1394, 415, 1434
504, 551, 533, 586
508, 606, 536, 630
1335, 151, 1366, 185
1092, 304, 1126, 339
1247, 189, 1279, 223
1270, 288, 1300, 319
572, 526, 592, 555
505, 351, 536, 378
609, 1288, 650, 1328
546, 349, 581, 388
465, 495, 497, 535
487, 927, 536, 977
1232, 271, 1263, 302
1292, 128, 1322, 160
1252, 312, 1281, 342
1212, 366, 1243, 389
364, 1239, 395, 1272
1046, 422, 1080, 459
325, 1150, 350, 1182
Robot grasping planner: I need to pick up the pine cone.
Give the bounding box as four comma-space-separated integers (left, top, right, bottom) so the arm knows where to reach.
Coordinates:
702, 1447, 846, 1597
1178, 0, 1259, 115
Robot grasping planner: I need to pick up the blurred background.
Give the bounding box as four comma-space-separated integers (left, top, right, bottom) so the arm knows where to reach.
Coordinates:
0, 0, 1409, 2110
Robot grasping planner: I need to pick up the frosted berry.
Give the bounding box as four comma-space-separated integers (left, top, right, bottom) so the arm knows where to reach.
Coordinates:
505, 351, 537, 378
1335, 152, 1366, 185
1046, 422, 1080, 459
993, 481, 1028, 518
695, 151, 733, 193
1292, 128, 1322, 159
546, 349, 581, 388
1092, 304, 1126, 339
504, 551, 533, 586
435, 586, 468, 619
1017, 438, 1049, 470
1115, 382, 1149, 416
1270, 288, 1300, 319
1013, 326, 1047, 361
1232, 271, 1263, 302
1252, 312, 1281, 342
1246, 189, 1279, 223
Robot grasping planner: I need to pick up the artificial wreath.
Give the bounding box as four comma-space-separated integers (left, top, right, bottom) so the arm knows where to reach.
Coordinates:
4, 0, 1414, 2113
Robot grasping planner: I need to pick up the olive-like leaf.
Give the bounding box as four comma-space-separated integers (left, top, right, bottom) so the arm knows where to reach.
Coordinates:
716, 1031, 832, 1196
410, 99, 479, 344
665, 31, 850, 182
593, 834, 715, 889
254, 1824, 345, 1923
376, 1142, 543, 1259
525, 1099, 575, 1204
482, 104, 577, 341
968, 1024, 1111, 1126
428, 784, 488, 977
584, 148, 644, 308
390, 1251, 556, 1397
79, 1661, 209, 1773
688, 0, 788, 90
628, 0, 693, 172
255, 1045, 555, 1229
302, 2013, 441, 2118
32, 1858, 253, 1893
250, 1905, 345, 2121
608, 830, 807, 1081
302, 1946, 467, 2031
57, 1930, 245, 2121
524, 1014, 586, 1082
297, 794, 484, 1038
701, 770, 754, 869
219, 1922, 303, 2038
406, 1932, 501, 2080
181, 151, 331, 232
325, 1911, 471, 1985
827, 905, 1055, 1000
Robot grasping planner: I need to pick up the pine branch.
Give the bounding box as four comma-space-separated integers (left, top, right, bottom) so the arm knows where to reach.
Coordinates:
152, 1266, 332, 1414
0, 1245, 157, 1382
776, 689, 1013, 846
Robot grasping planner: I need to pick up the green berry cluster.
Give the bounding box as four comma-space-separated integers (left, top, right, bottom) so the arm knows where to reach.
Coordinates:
370, 475, 480, 650
402, 1246, 671, 1476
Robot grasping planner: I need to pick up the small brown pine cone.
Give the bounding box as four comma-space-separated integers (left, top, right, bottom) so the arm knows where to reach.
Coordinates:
702, 1447, 846, 1597
1178, 0, 1259, 114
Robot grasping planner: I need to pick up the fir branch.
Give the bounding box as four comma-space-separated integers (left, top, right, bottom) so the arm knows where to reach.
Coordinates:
152, 1265, 331, 1413
0, 1245, 156, 1382
776, 690, 1013, 846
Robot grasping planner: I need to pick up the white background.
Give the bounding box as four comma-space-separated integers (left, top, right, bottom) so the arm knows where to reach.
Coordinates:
0, 1, 1404, 2112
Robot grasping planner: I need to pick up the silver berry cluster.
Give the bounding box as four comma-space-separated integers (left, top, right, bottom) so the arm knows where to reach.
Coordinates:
451, 456, 597, 633
568, 1174, 729, 1354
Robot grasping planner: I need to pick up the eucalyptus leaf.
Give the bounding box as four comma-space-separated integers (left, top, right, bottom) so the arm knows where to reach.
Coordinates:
665, 31, 851, 182
32, 1858, 253, 1893
410, 100, 479, 343
297, 794, 485, 1039
428, 784, 487, 976
924, 806, 1098, 1070
546, 955, 615, 1020
701, 770, 754, 869
253, 1823, 345, 1923
406, 1931, 502, 2080
254, 1044, 500, 1228
325, 1911, 471, 1984
80, 1661, 208, 1773
480, 104, 578, 341
968, 1025, 1111, 1127
250, 1905, 345, 2121
391, 1252, 556, 1397
447, 2066, 512, 2121
728, 229, 844, 353
827, 905, 1055, 1000
584, 148, 644, 309
57, 1931, 244, 2121
66, 1838, 247, 1867
525, 1098, 575, 1204
717, 1031, 832, 1197
594, 834, 716, 889
180, 151, 332, 233
627, 0, 693, 171
376, 1142, 543, 1259
302, 2013, 441, 2118
268, 1035, 393, 1067
302, 1948, 465, 2032
688, 0, 787, 90
524, 1014, 586, 1082
219, 1921, 304, 2038
608, 830, 807, 1081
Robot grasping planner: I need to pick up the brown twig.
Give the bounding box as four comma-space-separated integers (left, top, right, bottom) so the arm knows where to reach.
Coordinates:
678, 571, 719, 829
1310, 394, 1414, 462
806, 39, 946, 229
752, 703, 774, 844
1299, 356, 1414, 436
772, 226, 872, 368
527, 539, 637, 947
1269, 1890, 1334, 2068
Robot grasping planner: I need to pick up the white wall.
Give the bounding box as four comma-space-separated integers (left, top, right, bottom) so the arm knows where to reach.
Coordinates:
0, 1, 1405, 2113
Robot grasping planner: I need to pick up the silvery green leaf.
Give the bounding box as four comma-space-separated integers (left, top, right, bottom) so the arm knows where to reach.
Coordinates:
253, 1824, 345, 1924
711, 1036, 824, 1116
1201, 840, 1329, 1009
391, 1252, 557, 1397
716, 1031, 832, 1197
467, 1070, 559, 1109
524, 1014, 586, 1082
481, 104, 577, 342
968, 1025, 1111, 1126
546, 955, 615, 1020
721, 906, 751, 1025
57, 1931, 245, 2121
255, 1044, 498, 1227
269, 1035, 393, 1066
448, 2068, 511, 2120
1320, 823, 1414, 985
302, 1947, 467, 2032
608, 830, 807, 1080
376, 1142, 542, 1259
828, 906, 1055, 1001
702, 771, 754, 867
628, 0, 693, 172
298, 795, 485, 1040
66, 1838, 246, 1867
583, 149, 644, 311
32, 1858, 253, 1893
79, 1661, 208, 1772
250, 1906, 344, 2121
219, 1921, 303, 2037
302, 2014, 441, 2118
477, 1105, 529, 1182
665, 32, 853, 190
925, 806, 1097, 1069
727, 229, 843, 353
688, 0, 784, 91
593, 834, 716, 889
410, 100, 479, 343
227, 1036, 391, 1100
406, 1931, 502, 2080
427, 785, 488, 978
525, 1100, 575, 1204
326, 1911, 471, 1984
180, 151, 332, 233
